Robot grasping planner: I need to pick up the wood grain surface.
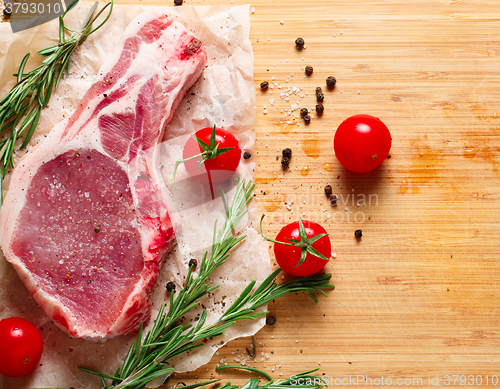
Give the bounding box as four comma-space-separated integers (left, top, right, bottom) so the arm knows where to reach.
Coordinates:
146, 0, 500, 387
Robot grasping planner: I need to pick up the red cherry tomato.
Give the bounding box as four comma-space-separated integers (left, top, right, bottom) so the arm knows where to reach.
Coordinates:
333, 114, 392, 173
183, 126, 241, 183
0, 317, 43, 378
274, 220, 331, 277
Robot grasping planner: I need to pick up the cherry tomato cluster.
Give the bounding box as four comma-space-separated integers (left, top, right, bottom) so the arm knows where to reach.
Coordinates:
262, 114, 392, 277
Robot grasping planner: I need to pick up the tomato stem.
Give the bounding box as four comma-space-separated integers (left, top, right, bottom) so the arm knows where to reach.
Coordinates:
259, 215, 330, 268
172, 125, 234, 186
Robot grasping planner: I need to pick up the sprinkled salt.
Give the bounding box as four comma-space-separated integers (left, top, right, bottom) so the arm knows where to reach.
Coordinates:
280, 20, 284, 24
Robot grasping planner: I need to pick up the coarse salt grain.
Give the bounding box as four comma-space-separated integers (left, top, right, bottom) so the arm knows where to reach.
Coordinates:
251, 7, 255, 13
280, 20, 284, 24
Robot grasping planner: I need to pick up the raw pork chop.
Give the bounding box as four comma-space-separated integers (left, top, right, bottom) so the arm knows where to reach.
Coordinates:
0, 9, 207, 339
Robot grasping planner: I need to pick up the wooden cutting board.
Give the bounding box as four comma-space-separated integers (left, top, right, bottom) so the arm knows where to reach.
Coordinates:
130, 0, 500, 387
25, 0, 500, 386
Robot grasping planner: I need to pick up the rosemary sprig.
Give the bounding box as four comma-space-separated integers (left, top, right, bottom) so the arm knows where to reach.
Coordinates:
80, 180, 334, 389
215, 367, 328, 389
83, 269, 333, 389
0, 0, 113, 202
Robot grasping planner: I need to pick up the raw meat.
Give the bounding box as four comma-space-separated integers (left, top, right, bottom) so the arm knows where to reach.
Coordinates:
0, 9, 207, 339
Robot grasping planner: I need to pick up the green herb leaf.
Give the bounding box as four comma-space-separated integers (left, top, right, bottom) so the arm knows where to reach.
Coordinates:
0, 0, 114, 206
216, 365, 273, 382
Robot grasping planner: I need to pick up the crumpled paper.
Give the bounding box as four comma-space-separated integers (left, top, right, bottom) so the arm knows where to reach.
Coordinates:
0, 3, 271, 389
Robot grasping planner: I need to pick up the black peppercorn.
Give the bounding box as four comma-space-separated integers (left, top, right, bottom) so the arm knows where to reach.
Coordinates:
387, 153, 392, 159
174, 0, 183, 4
166, 281, 176, 292
326, 76, 337, 89
281, 156, 290, 166
243, 151, 252, 160
330, 195, 338, 206
266, 315, 276, 326
189, 258, 198, 268
304, 114, 311, 124
305, 65, 313, 76
315, 103, 324, 115
315, 86, 324, 102
282, 148, 292, 158
3, 6, 11, 17
260, 81, 269, 90
295, 37, 305, 49
324, 185, 332, 196
354, 229, 363, 239
300, 107, 308, 117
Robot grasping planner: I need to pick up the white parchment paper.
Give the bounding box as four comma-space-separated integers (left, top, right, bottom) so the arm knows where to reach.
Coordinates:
0, 3, 271, 388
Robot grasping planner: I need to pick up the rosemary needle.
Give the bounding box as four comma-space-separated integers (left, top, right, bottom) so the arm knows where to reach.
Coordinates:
0, 0, 113, 203
169, 368, 327, 389
215, 367, 328, 389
